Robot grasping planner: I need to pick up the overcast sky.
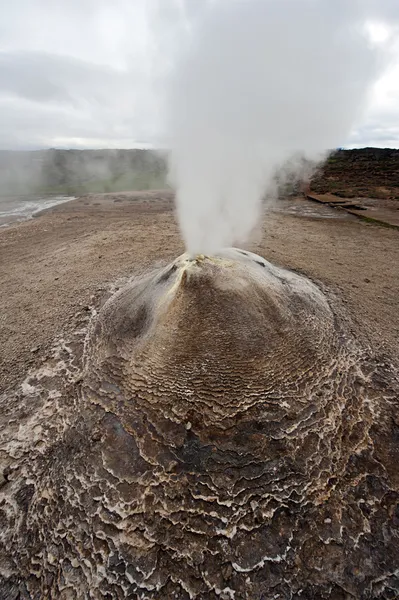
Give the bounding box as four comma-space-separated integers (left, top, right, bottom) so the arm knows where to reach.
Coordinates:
0, 0, 398, 150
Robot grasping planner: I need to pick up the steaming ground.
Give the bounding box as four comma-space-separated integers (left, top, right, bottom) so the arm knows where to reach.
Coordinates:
0, 190, 398, 393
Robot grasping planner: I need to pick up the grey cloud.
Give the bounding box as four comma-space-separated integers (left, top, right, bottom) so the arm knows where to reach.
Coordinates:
0, 51, 144, 107
0, 0, 398, 150
0, 49, 163, 148
349, 121, 399, 147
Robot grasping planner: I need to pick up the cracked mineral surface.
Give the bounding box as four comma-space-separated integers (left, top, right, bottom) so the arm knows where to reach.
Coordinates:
0, 249, 398, 599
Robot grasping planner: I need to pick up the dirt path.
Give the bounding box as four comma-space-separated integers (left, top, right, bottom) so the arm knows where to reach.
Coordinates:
1, 191, 398, 393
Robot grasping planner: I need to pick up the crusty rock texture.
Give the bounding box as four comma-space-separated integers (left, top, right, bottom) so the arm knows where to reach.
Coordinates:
0, 249, 398, 600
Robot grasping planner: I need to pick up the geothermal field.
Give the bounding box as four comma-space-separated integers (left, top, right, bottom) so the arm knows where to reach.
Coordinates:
1, 186, 398, 394
1, 184, 399, 598
1, 0, 399, 598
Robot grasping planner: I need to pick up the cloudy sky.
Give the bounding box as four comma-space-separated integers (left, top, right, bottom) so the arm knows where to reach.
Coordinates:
0, 0, 398, 150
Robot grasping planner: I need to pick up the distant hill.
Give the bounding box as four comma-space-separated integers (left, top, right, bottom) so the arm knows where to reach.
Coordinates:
0, 147, 398, 199
0, 149, 169, 196
310, 148, 399, 199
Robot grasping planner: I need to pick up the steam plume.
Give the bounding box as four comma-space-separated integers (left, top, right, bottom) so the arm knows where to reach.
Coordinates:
166, 0, 393, 255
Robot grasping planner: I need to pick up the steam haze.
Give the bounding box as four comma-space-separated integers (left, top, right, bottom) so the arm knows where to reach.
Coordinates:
1, 0, 399, 239
167, 0, 397, 255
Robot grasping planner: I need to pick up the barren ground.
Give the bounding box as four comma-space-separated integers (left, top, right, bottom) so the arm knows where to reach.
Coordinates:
0, 190, 398, 393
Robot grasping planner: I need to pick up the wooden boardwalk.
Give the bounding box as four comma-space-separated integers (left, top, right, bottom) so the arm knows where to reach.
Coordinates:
306, 193, 399, 229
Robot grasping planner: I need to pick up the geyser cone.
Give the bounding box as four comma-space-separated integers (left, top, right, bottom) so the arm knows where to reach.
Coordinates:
3, 249, 398, 599
77, 249, 397, 598
84, 247, 351, 475
85, 247, 337, 419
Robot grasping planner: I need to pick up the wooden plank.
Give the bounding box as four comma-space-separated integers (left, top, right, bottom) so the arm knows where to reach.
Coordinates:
306, 193, 399, 230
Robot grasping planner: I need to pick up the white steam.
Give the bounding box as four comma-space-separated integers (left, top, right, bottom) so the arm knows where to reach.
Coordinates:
166, 0, 393, 255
